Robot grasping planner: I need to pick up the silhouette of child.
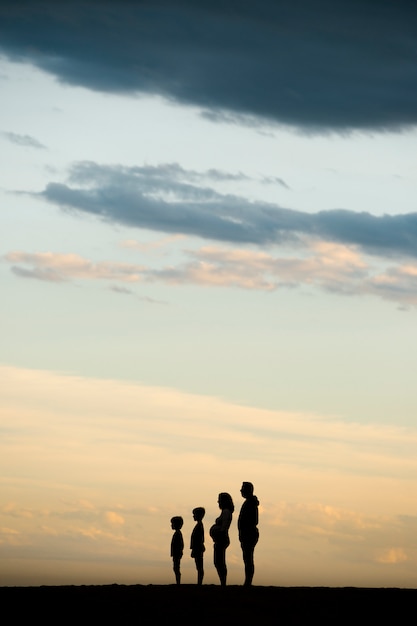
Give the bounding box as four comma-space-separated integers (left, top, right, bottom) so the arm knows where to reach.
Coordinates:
190, 507, 205, 585
170, 516, 184, 585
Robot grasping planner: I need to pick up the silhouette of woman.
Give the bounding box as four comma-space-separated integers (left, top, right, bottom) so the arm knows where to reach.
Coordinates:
209, 492, 234, 586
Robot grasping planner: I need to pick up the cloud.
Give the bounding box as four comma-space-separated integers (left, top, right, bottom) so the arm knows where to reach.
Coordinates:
32, 161, 417, 259
6, 251, 146, 283
376, 547, 408, 564
154, 242, 368, 293
264, 501, 416, 577
10, 264, 65, 282
121, 235, 186, 253
0, 527, 21, 547
265, 502, 380, 544
1, 503, 33, 519
105, 511, 125, 526
0, 131, 46, 149
0, 527, 19, 536
109, 284, 166, 304
0, 1, 416, 131
2, 365, 417, 474
5, 241, 417, 307
365, 264, 417, 305
109, 285, 135, 295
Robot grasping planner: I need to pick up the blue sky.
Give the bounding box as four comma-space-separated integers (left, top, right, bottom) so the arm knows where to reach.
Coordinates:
1, 0, 417, 587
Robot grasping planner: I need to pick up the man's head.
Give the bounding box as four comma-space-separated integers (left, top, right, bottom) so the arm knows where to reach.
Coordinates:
240, 482, 254, 498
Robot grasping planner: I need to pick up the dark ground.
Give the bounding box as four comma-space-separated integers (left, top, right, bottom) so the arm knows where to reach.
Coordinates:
1, 584, 416, 625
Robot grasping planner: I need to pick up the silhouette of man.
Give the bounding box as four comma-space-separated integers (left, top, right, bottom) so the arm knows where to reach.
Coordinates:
170, 516, 184, 585
238, 482, 259, 586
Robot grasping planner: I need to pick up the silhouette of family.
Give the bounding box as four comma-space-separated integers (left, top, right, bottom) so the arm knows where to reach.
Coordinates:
170, 482, 259, 586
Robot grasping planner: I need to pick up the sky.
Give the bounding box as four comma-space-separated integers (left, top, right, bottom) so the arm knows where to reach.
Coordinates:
1, 0, 417, 587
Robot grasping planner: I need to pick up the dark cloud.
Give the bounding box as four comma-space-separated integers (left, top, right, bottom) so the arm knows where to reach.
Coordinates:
34, 161, 417, 258
0, 0, 416, 130
1, 131, 46, 149
110, 285, 135, 295
262, 176, 290, 189
10, 265, 64, 281
109, 285, 165, 304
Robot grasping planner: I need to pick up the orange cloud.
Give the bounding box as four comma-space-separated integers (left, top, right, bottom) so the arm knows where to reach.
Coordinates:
105, 511, 125, 526
5, 242, 417, 307
376, 547, 408, 564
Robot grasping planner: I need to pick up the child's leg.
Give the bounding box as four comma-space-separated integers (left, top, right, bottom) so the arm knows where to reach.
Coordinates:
173, 557, 181, 584
194, 555, 204, 585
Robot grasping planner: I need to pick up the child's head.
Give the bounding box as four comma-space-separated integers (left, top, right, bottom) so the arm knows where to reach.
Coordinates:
171, 516, 184, 530
192, 507, 205, 522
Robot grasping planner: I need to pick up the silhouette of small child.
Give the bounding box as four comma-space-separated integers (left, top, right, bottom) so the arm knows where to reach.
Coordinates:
190, 507, 205, 585
170, 516, 184, 585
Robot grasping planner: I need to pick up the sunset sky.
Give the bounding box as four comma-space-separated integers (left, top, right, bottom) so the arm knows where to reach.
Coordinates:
1, 0, 417, 587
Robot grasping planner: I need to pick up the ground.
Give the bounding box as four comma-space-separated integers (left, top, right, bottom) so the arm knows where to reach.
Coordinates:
1, 584, 416, 625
